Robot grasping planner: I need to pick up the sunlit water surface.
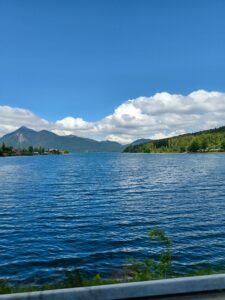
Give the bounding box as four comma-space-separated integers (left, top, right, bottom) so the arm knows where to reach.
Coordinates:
0, 153, 225, 283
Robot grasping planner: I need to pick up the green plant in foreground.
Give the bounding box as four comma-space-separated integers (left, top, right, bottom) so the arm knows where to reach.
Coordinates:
2, 227, 225, 294
0, 228, 173, 294
128, 227, 172, 281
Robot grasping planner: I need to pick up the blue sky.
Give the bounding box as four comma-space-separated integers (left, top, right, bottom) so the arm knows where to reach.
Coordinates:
0, 0, 225, 142
1, 0, 225, 120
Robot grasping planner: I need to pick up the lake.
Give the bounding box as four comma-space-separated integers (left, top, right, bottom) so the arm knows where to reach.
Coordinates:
0, 153, 225, 284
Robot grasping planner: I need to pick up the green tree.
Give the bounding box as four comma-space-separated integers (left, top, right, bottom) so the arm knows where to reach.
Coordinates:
201, 139, 208, 150
28, 146, 33, 153
188, 140, 200, 152
221, 140, 225, 151
179, 146, 186, 153
2, 143, 6, 152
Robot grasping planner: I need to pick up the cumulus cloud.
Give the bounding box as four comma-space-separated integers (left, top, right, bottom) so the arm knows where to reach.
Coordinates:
0, 105, 49, 137
1, 90, 225, 143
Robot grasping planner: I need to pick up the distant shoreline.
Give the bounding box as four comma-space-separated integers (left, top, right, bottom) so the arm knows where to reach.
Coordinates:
123, 151, 225, 154
0, 152, 68, 157
0, 144, 69, 157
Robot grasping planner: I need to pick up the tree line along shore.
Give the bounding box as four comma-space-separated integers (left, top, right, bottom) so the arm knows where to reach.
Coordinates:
0, 143, 69, 157
124, 126, 225, 153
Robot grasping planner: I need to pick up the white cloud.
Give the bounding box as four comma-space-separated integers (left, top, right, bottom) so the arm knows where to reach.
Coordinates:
56, 117, 92, 130
0, 105, 49, 137
1, 90, 225, 144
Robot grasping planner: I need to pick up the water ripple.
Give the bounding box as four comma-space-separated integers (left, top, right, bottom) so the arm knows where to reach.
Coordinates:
0, 153, 225, 283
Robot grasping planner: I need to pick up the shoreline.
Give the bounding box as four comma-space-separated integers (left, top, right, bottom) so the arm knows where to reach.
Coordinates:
124, 151, 225, 154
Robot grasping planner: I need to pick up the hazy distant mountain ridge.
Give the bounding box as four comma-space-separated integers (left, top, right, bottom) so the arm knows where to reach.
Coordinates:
130, 138, 152, 146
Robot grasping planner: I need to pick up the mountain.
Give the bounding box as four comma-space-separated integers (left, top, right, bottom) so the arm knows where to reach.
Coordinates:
0, 127, 125, 152
130, 138, 152, 146
124, 126, 225, 153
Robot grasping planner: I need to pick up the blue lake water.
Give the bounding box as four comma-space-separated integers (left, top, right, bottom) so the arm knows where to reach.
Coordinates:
0, 153, 225, 284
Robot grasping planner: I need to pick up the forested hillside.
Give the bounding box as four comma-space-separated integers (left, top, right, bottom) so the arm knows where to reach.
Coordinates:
124, 126, 225, 153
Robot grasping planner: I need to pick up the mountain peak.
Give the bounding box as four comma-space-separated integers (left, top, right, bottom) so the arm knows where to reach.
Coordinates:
16, 126, 36, 133
0, 127, 124, 152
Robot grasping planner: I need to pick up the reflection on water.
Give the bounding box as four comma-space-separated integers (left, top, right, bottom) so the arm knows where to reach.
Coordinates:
0, 153, 225, 283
